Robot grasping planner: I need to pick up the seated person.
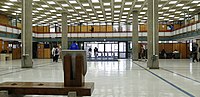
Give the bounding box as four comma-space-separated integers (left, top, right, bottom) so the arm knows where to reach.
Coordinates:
69, 41, 79, 50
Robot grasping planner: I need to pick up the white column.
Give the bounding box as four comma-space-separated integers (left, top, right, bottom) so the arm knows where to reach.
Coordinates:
62, 13, 68, 50
132, 11, 139, 61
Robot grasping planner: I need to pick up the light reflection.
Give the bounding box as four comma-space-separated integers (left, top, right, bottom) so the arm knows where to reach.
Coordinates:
189, 62, 193, 74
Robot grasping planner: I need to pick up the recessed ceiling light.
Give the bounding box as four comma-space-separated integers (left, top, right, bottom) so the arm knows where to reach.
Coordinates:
169, 9, 176, 12
140, 12, 146, 14
5, 2, 13, 5
47, 1, 55, 4
41, 15, 46, 17
162, 7, 169, 10
82, 15, 87, 17
85, 19, 90, 20
125, 2, 132, 5
182, 6, 190, 9
75, 7, 81, 9
143, 17, 147, 19
169, 1, 177, 4
69, 0, 77, 3
159, 17, 164, 19
2, 6, 10, 8
138, 16, 142, 18
104, 3, 110, 6
175, 11, 181, 14
94, 6, 101, 8
73, 14, 78, 16
169, 15, 175, 17
61, 4, 69, 7
105, 8, 111, 11
67, 16, 72, 18
124, 8, 130, 10
163, 14, 169, 16
68, 9, 74, 12
36, 8, 43, 10
97, 11, 102, 13
86, 9, 92, 11
91, 0, 99, 3
98, 15, 103, 17
176, 4, 184, 7
50, 10, 56, 12
37, 16, 42, 19
189, 9, 195, 11
135, 5, 142, 8
138, 0, 145, 1
18, 8, 21, 10
114, 10, 120, 13
106, 13, 111, 15
33, 10, 39, 13
33, 0, 40, 1
122, 16, 127, 18
114, 14, 119, 16
41, 5, 49, 7
51, 16, 57, 18
56, 14, 62, 16
114, 5, 121, 8
143, 7, 147, 10
10, 0, 17, 2
76, 17, 81, 19
91, 17, 96, 19
45, 12, 51, 14
192, 1, 200, 3
158, 12, 163, 14
79, 11, 85, 14
89, 13, 94, 15
55, 7, 62, 10
197, 4, 200, 6
114, 0, 121, 2
82, 3, 89, 6
107, 16, 111, 18
158, 5, 162, 7
0, 9, 8, 11
123, 12, 128, 14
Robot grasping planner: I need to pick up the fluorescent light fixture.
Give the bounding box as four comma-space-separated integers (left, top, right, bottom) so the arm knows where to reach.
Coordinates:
61, 4, 69, 7
33, 0, 40, 1
143, 7, 147, 10
56, 14, 62, 16
91, 0, 99, 3
45, 12, 51, 14
106, 13, 111, 15
124, 8, 130, 10
169, 1, 177, 4
36, 8, 43, 10
182, 6, 190, 9
55, 7, 62, 10
68, 9, 74, 12
159, 17, 164, 19
174, 17, 179, 19
162, 7, 169, 10
47, 1, 55, 4
33, 10, 39, 13
192, 1, 200, 3
41, 15, 46, 17
86, 9, 92, 11
114, 14, 119, 16
143, 17, 147, 19
176, 4, 184, 7
2, 6, 10, 8
114, 10, 120, 13
50, 10, 56, 12
158, 12, 163, 14
115, 0, 121, 2
198, 4, 200, 6
77, 17, 81, 19
85, 19, 90, 20
41, 5, 49, 7
138, 0, 145, 1
73, 14, 78, 16
169, 9, 176, 12
12, 13, 17, 15
69, 0, 77, 3
158, 4, 162, 7
140, 12, 146, 14
122, 16, 127, 18
80, 20, 84, 22
105, 8, 111, 11
91, 17, 96, 19
164, 18, 169, 21
99, 18, 104, 20
163, 14, 169, 16
47, 18, 52, 20
107, 16, 111, 18
123, 12, 128, 14
51, 16, 57, 18
94, 6, 101, 8
135, 5, 142, 8
189, 9, 195, 11
179, 18, 184, 20
97, 11, 102, 13
0, 9, 8, 11
98, 15, 103, 17
82, 3, 89, 6
44, 19, 48, 22
89, 13, 94, 15
104, 3, 110, 6
10, 0, 17, 2
121, 19, 126, 21
180, 13, 185, 15
67, 16, 72, 18
75, 7, 81, 9
37, 16, 42, 19
82, 15, 87, 17
114, 18, 119, 20
18, 8, 21, 10
79, 11, 85, 14
169, 15, 175, 17
5, 2, 13, 5
125, 2, 132, 5
138, 16, 142, 18
175, 11, 181, 14
114, 5, 121, 8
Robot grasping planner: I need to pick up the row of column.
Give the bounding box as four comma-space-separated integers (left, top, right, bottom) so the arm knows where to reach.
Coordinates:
21, 0, 159, 69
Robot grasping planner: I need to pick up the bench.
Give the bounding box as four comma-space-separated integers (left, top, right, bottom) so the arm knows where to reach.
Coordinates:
0, 50, 94, 97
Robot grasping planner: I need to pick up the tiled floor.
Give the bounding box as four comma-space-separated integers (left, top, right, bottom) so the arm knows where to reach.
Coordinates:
0, 59, 200, 97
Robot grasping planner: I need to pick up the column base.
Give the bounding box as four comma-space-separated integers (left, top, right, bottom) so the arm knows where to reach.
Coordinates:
132, 59, 139, 61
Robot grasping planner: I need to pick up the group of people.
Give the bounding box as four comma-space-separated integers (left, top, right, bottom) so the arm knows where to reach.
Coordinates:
88, 47, 98, 58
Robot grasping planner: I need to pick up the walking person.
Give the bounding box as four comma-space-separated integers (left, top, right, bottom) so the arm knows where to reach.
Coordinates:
54, 46, 60, 62
52, 46, 56, 62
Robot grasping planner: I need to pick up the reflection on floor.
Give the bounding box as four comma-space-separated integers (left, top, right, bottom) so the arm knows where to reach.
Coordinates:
87, 57, 118, 61
0, 59, 200, 97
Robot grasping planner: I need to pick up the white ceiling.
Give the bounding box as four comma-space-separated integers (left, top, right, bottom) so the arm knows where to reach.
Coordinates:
0, 0, 200, 24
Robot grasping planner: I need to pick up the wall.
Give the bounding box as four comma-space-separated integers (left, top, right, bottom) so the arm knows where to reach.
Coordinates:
33, 26, 50, 33
68, 25, 113, 32
0, 14, 9, 26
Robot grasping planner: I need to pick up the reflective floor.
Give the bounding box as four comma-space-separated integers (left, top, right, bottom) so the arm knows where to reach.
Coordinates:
0, 59, 200, 97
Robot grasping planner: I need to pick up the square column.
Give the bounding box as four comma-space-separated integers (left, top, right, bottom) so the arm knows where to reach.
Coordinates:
147, 0, 159, 69
21, 0, 33, 68
132, 11, 139, 61
62, 13, 68, 50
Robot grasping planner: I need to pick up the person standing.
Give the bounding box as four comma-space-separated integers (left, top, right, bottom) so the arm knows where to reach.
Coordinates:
54, 46, 60, 62
52, 46, 56, 62
69, 41, 79, 50
94, 47, 98, 58
192, 43, 198, 62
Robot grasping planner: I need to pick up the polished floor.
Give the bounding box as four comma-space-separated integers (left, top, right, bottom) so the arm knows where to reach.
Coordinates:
0, 59, 200, 97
